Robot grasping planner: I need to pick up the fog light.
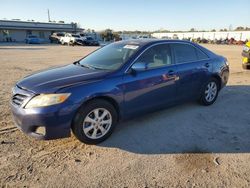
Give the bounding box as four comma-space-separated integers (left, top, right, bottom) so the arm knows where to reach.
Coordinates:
35, 126, 46, 136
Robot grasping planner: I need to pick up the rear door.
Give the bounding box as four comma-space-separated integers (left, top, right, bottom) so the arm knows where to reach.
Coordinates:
170, 43, 211, 101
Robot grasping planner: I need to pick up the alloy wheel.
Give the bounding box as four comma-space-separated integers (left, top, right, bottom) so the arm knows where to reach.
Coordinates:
205, 81, 217, 102
83, 108, 112, 139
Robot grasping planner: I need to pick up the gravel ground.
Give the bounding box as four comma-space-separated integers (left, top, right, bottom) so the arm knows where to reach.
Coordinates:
0, 43, 250, 187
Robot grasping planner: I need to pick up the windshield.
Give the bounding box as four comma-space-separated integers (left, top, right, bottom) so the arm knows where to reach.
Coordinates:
72, 34, 80, 38
57, 33, 65, 37
79, 42, 140, 70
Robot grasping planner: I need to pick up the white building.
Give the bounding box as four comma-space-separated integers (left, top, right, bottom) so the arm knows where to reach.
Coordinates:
152, 31, 250, 41
0, 20, 83, 42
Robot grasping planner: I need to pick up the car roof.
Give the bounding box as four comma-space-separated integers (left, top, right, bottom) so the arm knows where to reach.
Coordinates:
121, 39, 194, 46
116, 39, 216, 57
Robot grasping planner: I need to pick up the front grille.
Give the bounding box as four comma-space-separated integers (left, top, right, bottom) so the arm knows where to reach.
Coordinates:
12, 94, 28, 106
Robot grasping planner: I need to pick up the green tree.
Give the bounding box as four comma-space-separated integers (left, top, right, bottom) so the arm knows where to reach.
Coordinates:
235, 26, 245, 31
190, 28, 196, 32
100, 29, 114, 41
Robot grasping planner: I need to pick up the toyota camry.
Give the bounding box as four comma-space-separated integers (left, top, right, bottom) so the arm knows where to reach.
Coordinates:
11, 40, 229, 144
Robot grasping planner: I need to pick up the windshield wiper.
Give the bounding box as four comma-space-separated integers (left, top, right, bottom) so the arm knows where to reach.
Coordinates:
81, 64, 95, 69
90, 66, 107, 70
74, 61, 95, 69
74, 61, 109, 71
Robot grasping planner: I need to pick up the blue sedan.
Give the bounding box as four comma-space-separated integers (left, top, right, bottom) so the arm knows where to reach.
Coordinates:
11, 40, 229, 144
25, 35, 42, 44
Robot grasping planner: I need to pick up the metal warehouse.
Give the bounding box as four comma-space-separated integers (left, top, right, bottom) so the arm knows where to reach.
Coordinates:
0, 20, 83, 42
152, 31, 250, 41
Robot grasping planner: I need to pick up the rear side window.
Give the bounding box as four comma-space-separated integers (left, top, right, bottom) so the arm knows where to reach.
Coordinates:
196, 48, 208, 60
172, 43, 208, 64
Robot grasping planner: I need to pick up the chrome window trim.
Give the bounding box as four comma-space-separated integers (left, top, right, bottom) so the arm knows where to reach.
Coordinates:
125, 41, 210, 73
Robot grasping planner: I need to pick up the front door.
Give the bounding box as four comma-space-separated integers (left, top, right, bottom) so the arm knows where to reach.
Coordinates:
122, 44, 178, 117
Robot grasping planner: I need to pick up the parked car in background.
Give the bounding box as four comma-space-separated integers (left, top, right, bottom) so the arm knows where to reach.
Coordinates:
137, 35, 150, 39
60, 33, 84, 45
11, 39, 229, 144
82, 36, 100, 46
25, 35, 42, 44
242, 41, 250, 69
49, 32, 65, 43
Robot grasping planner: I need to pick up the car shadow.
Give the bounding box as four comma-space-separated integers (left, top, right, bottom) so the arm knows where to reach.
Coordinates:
101, 85, 250, 154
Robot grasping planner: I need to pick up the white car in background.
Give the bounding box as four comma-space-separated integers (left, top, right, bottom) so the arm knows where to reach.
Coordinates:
60, 33, 84, 45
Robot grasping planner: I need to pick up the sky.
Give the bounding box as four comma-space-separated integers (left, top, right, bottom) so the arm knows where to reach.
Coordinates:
0, 0, 250, 31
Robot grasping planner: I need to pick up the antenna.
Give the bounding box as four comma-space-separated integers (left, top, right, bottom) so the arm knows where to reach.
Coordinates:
47, 9, 51, 22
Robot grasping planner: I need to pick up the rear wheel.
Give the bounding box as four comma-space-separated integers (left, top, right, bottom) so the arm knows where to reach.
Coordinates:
200, 78, 219, 106
72, 99, 118, 144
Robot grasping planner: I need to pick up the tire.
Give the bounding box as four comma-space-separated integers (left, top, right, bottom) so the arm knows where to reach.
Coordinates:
72, 99, 118, 144
199, 78, 219, 106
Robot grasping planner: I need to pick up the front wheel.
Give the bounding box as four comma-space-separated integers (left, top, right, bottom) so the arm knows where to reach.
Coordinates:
200, 79, 219, 106
72, 99, 118, 144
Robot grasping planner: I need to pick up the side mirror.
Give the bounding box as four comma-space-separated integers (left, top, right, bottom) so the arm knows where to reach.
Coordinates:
131, 62, 148, 72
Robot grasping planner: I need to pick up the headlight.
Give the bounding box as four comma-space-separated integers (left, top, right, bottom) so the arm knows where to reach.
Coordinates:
25, 93, 71, 109
243, 46, 249, 52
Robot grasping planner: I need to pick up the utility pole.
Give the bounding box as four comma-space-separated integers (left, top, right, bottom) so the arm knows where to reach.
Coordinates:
229, 24, 233, 31
47, 9, 51, 22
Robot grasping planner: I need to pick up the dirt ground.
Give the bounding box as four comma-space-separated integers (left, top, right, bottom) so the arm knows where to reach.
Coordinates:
0, 43, 250, 188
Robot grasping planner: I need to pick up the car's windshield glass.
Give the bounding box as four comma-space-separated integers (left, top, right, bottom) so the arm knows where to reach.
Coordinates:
72, 34, 80, 38
79, 42, 140, 70
29, 35, 37, 38
57, 33, 64, 37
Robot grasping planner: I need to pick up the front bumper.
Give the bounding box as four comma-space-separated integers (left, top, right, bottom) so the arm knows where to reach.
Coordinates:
10, 86, 80, 140
11, 103, 77, 140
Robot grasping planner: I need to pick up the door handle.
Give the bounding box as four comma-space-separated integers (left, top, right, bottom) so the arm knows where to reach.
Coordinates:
204, 63, 210, 68
168, 70, 175, 76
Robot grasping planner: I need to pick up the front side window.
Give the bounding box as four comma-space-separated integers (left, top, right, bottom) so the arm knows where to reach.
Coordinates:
79, 42, 140, 70
134, 44, 172, 69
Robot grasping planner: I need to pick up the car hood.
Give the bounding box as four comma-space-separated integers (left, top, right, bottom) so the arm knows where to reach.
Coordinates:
17, 64, 109, 94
